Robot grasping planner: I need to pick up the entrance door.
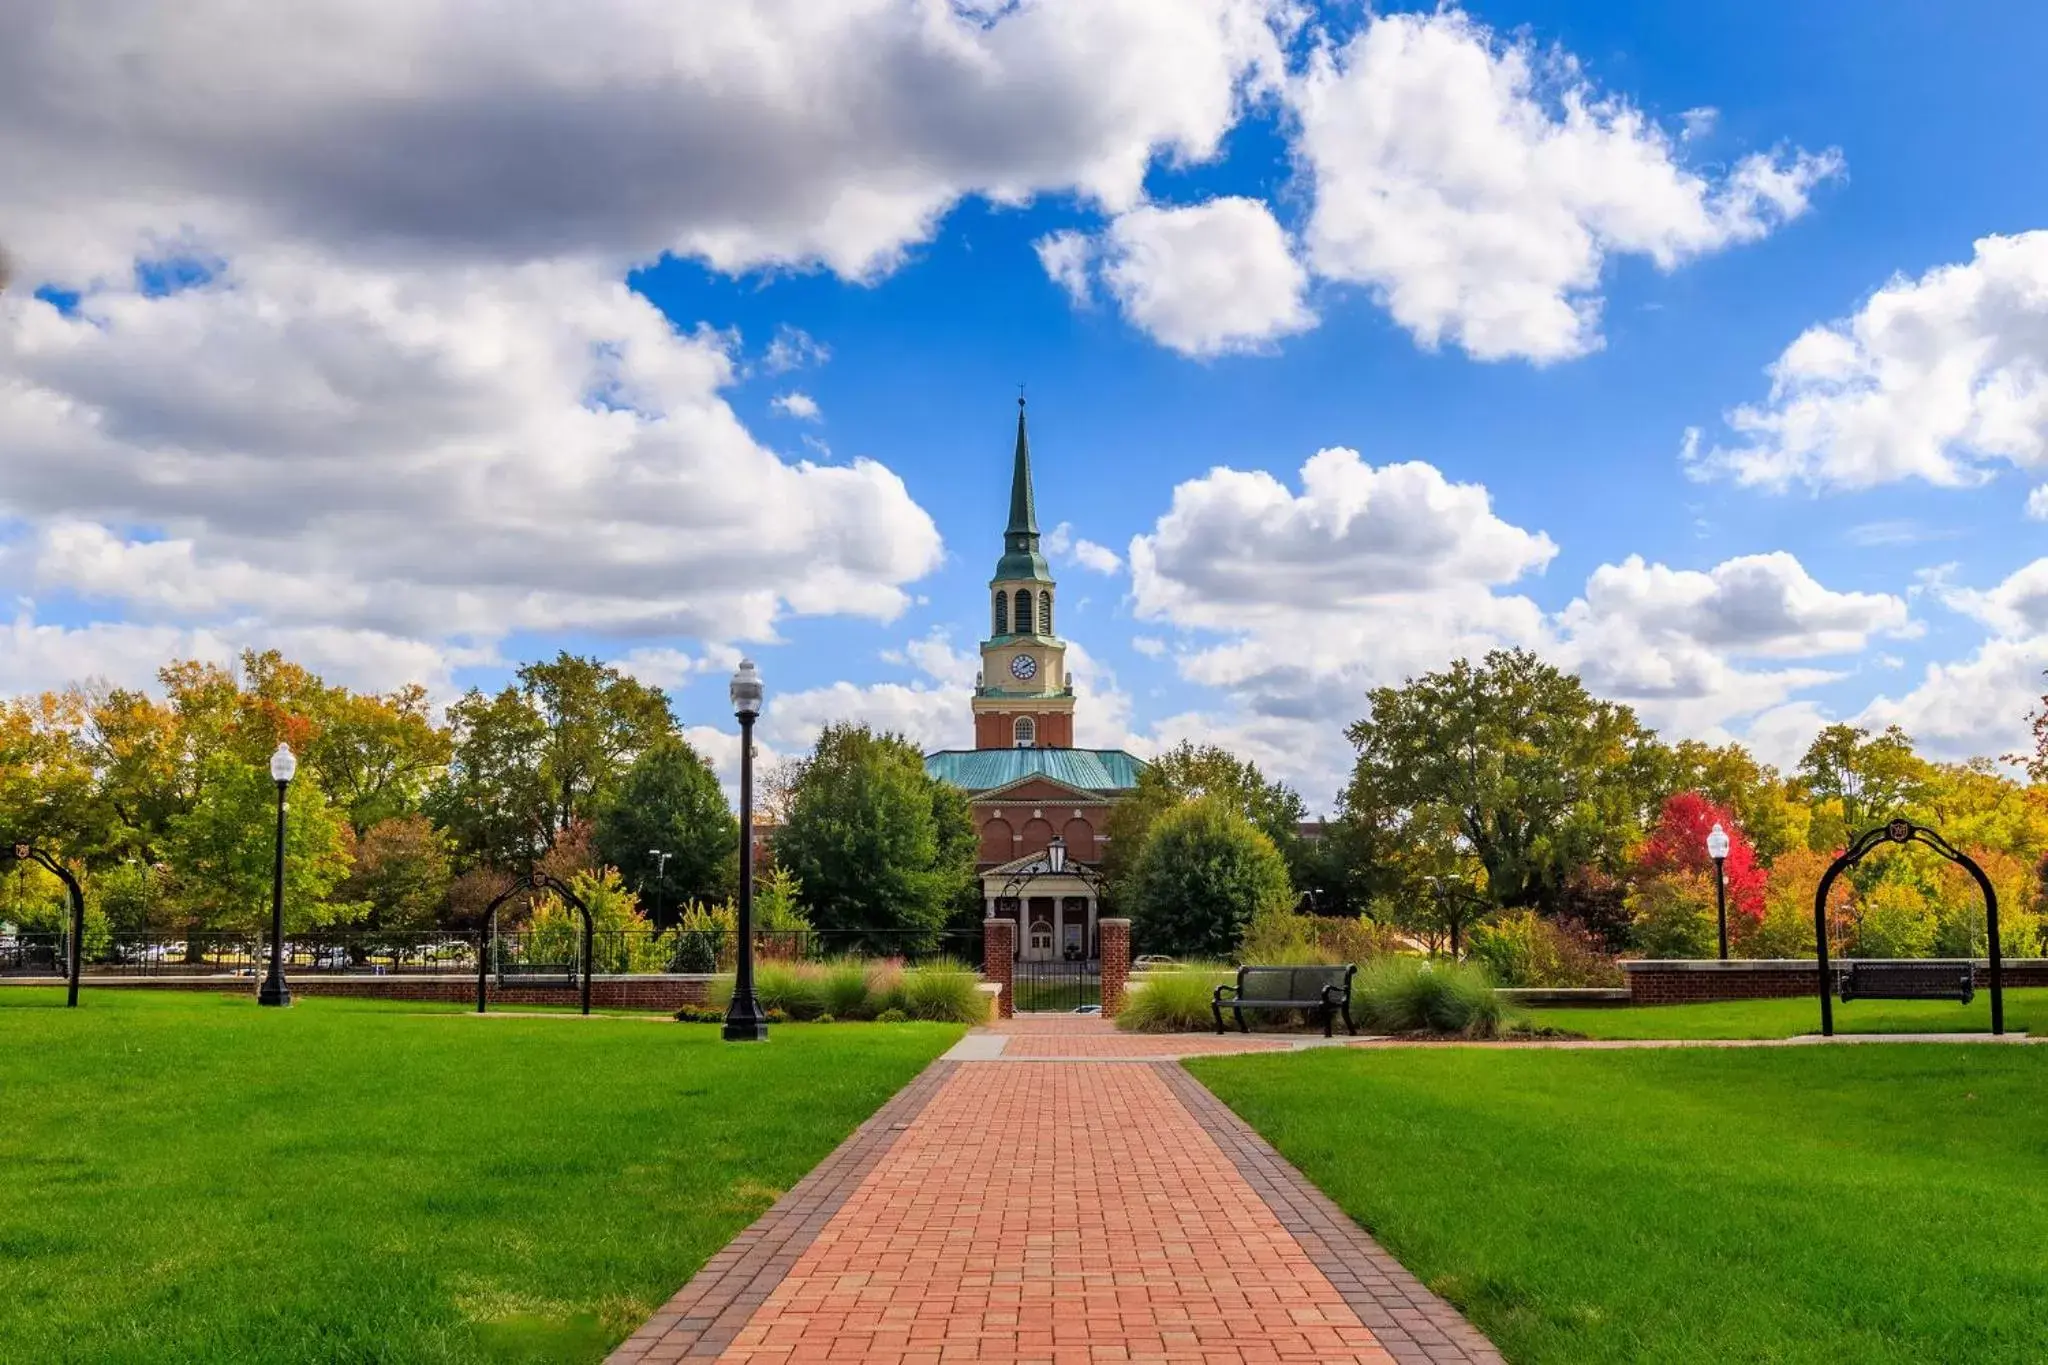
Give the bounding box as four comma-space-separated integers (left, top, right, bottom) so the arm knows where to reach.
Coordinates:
1024, 898, 1055, 962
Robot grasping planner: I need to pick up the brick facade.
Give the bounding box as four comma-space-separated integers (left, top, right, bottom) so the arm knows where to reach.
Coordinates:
973, 708, 1073, 750
1623, 958, 2048, 1005
983, 917, 1017, 1018
1099, 918, 1130, 1018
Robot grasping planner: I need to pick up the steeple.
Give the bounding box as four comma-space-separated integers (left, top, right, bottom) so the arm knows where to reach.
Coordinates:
1006, 397, 1038, 537
994, 396, 1052, 583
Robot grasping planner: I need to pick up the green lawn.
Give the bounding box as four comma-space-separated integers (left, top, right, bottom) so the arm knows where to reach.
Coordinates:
1533, 986, 2048, 1039
0, 988, 958, 1364
1190, 1045, 2048, 1364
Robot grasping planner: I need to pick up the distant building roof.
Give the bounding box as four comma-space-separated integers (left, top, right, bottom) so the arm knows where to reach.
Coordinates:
924, 747, 1146, 794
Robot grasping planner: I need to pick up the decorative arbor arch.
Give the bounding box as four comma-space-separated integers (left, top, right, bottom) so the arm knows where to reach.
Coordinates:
5, 841, 86, 1007
1814, 819, 2004, 1036
476, 871, 594, 1016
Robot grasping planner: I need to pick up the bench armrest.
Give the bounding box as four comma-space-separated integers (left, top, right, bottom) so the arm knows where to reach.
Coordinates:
1321, 983, 1349, 1004
1213, 983, 1240, 1004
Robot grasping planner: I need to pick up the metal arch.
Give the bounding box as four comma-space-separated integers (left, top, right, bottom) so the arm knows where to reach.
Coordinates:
1812, 818, 2003, 1037
5, 841, 87, 1008
998, 858, 1103, 902
476, 871, 595, 1016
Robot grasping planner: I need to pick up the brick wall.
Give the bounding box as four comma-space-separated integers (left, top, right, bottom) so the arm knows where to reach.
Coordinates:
1623, 959, 2048, 1005
1099, 918, 1130, 1018
3, 974, 717, 1010
983, 917, 1016, 1018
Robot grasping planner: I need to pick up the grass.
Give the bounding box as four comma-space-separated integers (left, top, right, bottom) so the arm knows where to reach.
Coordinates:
1010, 972, 1100, 1013
1534, 986, 2048, 1039
0, 988, 959, 1364
1118, 964, 1232, 1032
1191, 1045, 2048, 1364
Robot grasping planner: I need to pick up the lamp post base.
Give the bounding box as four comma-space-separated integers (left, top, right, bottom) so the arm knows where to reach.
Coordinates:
257, 973, 292, 1008
722, 996, 768, 1042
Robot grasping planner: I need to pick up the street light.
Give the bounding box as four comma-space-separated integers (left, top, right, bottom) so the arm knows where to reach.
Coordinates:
1706, 821, 1731, 961
723, 661, 768, 1042
259, 742, 297, 1007
647, 847, 672, 926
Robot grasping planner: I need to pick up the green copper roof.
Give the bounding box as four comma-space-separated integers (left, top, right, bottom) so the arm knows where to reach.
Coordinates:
924, 747, 1146, 794
994, 398, 1052, 583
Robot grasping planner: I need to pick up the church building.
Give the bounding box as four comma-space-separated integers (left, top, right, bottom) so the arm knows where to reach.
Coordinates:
924, 401, 1145, 963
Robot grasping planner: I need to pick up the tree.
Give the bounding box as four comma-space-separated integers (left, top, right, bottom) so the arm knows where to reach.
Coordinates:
307, 685, 453, 836
1634, 792, 1766, 926
1125, 796, 1293, 959
160, 756, 355, 934
338, 814, 453, 931
431, 653, 674, 866
1661, 739, 1805, 860
771, 724, 975, 952
594, 736, 738, 927
1101, 742, 1307, 908
1344, 650, 1663, 911
1798, 723, 1928, 834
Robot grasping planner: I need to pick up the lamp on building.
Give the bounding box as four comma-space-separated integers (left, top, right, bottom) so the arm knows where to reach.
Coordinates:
1706, 822, 1731, 961
259, 742, 297, 1007
1047, 835, 1066, 875
724, 661, 768, 1042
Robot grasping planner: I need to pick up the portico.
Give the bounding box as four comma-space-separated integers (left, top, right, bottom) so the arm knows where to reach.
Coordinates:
984, 838, 1101, 962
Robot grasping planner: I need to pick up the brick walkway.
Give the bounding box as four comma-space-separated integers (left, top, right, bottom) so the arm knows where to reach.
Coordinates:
609, 1021, 1501, 1364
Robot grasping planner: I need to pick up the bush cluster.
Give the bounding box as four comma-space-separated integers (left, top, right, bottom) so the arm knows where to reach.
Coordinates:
746, 956, 986, 1023
1116, 963, 1234, 1032
1467, 910, 1622, 987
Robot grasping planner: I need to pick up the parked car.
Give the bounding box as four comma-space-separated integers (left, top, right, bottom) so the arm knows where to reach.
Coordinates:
310, 946, 352, 971
1131, 955, 1178, 972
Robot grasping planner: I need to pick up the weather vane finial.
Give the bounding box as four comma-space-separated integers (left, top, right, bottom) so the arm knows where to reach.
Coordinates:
1017, 382, 1026, 409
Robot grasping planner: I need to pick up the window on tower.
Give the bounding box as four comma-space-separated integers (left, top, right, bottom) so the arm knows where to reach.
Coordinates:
994, 591, 1008, 636
1014, 589, 1032, 635
1014, 716, 1035, 748
1039, 590, 1052, 635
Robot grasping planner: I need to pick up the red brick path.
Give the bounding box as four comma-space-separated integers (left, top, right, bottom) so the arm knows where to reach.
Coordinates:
610, 1021, 1501, 1364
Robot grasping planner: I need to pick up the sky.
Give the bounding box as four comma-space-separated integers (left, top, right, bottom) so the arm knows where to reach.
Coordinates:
4, 0, 2048, 811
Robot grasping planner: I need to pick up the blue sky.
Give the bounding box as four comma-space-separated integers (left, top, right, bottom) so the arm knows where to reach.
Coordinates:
4, 1, 2048, 807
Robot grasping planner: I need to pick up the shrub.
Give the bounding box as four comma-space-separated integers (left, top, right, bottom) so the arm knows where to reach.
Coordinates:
1116, 963, 1232, 1033
1468, 910, 1622, 987
1850, 879, 1936, 958
1236, 911, 1339, 966
1627, 870, 1716, 958
1128, 797, 1293, 958
874, 1008, 909, 1023
817, 957, 875, 1021
752, 961, 830, 1020
1354, 957, 1506, 1038
894, 958, 987, 1023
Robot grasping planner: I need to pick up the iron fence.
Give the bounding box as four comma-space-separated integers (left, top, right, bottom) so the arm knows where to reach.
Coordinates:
0, 925, 985, 978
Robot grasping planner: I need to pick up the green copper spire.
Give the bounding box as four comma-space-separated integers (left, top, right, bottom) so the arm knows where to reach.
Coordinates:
994, 396, 1052, 583
1006, 397, 1037, 537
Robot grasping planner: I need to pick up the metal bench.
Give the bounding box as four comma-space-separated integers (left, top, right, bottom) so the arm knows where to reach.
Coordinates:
1213, 964, 1357, 1037
1839, 961, 1974, 1004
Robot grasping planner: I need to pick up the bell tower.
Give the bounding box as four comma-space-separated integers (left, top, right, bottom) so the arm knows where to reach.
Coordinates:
973, 398, 1075, 749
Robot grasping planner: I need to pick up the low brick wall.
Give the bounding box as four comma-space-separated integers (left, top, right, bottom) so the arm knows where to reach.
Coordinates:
1622, 959, 2048, 1005
0, 973, 719, 1011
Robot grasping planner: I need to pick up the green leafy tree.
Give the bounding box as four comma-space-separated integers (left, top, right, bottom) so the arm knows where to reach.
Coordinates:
1798, 723, 1929, 836
771, 724, 976, 953
430, 685, 552, 867
1101, 742, 1307, 908
1344, 649, 1663, 911
594, 736, 737, 926
161, 757, 356, 934
306, 685, 453, 835
1126, 796, 1293, 959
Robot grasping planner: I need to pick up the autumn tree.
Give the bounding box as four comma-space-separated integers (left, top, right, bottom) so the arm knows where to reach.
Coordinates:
1634, 791, 1766, 924
338, 814, 453, 931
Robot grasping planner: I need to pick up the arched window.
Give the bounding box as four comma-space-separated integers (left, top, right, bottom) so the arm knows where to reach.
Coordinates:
994, 591, 1008, 636
1014, 715, 1036, 748
1014, 589, 1032, 636
1039, 590, 1052, 635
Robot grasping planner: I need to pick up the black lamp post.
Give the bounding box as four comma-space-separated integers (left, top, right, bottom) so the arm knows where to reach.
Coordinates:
723, 661, 768, 1042
1707, 821, 1731, 961
258, 741, 297, 1007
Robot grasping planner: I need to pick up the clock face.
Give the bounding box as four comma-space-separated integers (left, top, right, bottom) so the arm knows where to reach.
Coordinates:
1009, 653, 1038, 681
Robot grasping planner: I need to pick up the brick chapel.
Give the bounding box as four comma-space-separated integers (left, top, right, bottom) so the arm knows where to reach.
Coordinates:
923, 400, 1145, 963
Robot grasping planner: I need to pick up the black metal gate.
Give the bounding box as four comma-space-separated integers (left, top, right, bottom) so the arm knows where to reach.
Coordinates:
1012, 958, 1101, 1013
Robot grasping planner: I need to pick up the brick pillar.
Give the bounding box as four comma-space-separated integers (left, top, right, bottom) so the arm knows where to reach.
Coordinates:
983, 917, 1015, 1019
1099, 918, 1130, 1019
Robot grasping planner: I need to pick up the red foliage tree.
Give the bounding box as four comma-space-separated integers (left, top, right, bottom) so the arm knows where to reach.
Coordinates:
1634, 791, 1766, 922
